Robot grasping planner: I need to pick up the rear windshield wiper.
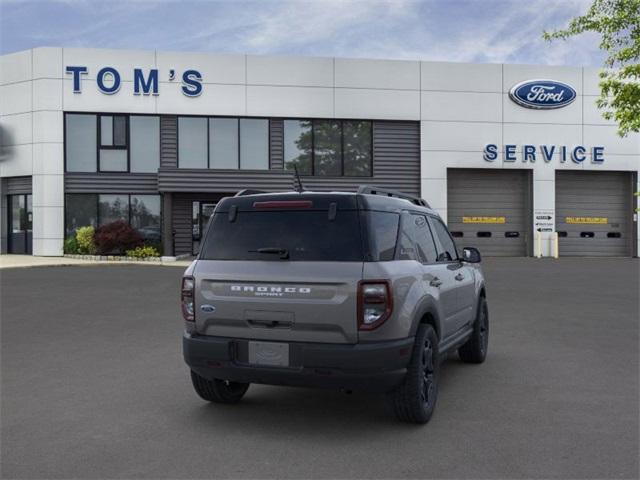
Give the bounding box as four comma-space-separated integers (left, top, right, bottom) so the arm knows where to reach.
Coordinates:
249, 247, 290, 260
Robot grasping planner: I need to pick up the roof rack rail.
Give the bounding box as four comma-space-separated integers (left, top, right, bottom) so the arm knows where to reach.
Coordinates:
234, 189, 268, 197
357, 186, 430, 208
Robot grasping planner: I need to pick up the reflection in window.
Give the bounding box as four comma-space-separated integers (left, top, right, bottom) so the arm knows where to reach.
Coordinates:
210, 118, 239, 169
130, 116, 160, 173
284, 120, 312, 175
66, 114, 97, 172
131, 195, 161, 245
343, 121, 371, 176
178, 117, 208, 168
240, 119, 269, 170
98, 195, 129, 226
100, 150, 127, 172
65, 194, 97, 236
313, 120, 342, 176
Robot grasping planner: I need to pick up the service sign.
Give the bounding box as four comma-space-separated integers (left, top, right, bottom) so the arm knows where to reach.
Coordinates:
509, 79, 577, 109
534, 209, 554, 232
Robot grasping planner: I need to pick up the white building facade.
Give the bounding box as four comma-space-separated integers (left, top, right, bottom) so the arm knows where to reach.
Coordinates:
1, 47, 638, 257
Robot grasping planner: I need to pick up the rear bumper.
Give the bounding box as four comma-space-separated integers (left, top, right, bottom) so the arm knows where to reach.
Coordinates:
183, 333, 414, 393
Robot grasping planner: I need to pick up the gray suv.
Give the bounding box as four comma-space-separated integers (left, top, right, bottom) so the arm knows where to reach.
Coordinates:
182, 187, 488, 423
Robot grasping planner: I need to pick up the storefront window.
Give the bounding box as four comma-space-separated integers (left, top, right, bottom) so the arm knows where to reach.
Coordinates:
65, 114, 97, 172
65, 194, 98, 236
130, 116, 160, 173
130, 195, 161, 245
313, 120, 342, 176
209, 118, 239, 169
98, 195, 129, 226
240, 119, 269, 170
283, 120, 312, 175
178, 117, 207, 168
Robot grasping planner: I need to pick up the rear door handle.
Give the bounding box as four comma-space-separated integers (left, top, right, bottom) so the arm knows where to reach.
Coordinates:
429, 277, 443, 287
455, 273, 465, 281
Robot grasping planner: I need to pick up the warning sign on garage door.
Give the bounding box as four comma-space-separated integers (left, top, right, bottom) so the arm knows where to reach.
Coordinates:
566, 217, 608, 224
534, 209, 554, 232
462, 216, 506, 224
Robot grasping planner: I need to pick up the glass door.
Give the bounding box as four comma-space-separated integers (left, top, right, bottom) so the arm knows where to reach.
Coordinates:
8, 194, 32, 254
192, 201, 217, 255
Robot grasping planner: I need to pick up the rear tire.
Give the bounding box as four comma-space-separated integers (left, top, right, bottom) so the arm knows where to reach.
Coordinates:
190, 370, 250, 404
387, 324, 439, 424
458, 296, 489, 364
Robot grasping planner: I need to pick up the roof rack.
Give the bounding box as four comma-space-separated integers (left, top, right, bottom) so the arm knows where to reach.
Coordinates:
234, 189, 268, 197
357, 186, 430, 208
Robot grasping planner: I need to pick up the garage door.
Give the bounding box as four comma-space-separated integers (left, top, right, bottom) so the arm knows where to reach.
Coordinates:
447, 169, 531, 257
556, 171, 633, 256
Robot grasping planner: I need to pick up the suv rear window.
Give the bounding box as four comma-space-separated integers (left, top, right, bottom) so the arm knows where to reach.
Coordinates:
200, 210, 363, 261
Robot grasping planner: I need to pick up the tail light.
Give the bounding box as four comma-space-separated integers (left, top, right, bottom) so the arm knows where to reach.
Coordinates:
358, 280, 393, 330
181, 276, 195, 322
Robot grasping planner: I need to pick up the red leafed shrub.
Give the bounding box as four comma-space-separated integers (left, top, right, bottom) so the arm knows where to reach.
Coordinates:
94, 220, 143, 255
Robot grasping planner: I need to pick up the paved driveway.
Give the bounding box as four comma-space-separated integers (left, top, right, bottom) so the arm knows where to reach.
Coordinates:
1, 259, 638, 479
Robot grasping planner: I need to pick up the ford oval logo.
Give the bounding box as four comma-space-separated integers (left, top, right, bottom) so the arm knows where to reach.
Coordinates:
200, 304, 216, 313
509, 79, 577, 109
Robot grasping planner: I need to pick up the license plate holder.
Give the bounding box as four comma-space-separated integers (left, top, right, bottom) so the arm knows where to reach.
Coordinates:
248, 341, 290, 367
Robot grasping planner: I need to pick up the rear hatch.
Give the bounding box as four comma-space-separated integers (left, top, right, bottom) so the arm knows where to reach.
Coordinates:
193, 194, 364, 344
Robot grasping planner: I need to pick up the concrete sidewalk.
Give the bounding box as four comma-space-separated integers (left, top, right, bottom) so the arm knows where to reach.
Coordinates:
0, 254, 192, 269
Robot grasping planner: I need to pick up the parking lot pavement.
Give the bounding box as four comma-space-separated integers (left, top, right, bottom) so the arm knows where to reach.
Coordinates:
1, 258, 638, 479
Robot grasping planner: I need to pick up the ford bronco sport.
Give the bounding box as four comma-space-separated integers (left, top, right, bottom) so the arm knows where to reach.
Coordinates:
182, 186, 488, 423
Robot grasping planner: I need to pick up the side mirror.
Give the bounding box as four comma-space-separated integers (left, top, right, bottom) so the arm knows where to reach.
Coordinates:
462, 247, 481, 263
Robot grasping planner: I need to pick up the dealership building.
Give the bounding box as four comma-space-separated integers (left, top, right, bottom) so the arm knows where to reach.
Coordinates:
0, 47, 638, 258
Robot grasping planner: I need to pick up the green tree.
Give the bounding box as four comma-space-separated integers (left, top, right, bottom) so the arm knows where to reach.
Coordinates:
543, 0, 640, 136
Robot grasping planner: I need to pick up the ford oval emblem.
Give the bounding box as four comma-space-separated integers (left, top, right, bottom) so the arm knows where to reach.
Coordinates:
200, 304, 216, 313
509, 79, 577, 110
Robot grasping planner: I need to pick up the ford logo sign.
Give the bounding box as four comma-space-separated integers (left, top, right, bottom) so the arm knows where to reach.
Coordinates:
509, 79, 577, 109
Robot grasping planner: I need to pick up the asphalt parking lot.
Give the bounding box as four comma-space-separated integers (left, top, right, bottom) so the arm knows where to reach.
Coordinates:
1, 258, 638, 479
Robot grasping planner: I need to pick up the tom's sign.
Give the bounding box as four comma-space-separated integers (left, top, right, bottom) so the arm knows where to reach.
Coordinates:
65, 66, 203, 97
509, 79, 576, 109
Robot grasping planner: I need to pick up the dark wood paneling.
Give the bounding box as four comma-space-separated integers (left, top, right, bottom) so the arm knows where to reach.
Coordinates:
5, 176, 32, 195
160, 115, 178, 169
65, 173, 157, 193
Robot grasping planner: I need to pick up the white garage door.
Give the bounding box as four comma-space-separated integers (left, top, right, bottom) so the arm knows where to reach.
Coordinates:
556, 171, 634, 257
447, 169, 531, 257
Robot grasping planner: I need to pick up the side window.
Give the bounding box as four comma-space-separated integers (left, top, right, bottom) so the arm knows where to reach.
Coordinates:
397, 214, 419, 261
428, 217, 459, 262
412, 214, 438, 263
396, 213, 438, 263
367, 211, 399, 261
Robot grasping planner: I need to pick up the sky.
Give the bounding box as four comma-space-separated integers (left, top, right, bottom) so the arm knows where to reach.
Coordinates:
0, 0, 604, 66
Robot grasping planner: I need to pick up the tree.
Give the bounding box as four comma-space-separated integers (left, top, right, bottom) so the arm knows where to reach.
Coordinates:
543, 0, 640, 136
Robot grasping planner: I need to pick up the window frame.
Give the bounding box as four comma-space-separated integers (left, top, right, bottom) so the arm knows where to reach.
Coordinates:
285, 118, 373, 177
98, 114, 129, 172
177, 115, 271, 170
64, 112, 161, 174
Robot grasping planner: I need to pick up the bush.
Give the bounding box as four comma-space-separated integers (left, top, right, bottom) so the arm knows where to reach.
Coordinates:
125, 245, 160, 258
64, 236, 79, 254
76, 226, 96, 254
94, 221, 143, 255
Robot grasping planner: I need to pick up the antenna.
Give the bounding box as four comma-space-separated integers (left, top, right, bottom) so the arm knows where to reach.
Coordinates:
293, 165, 305, 193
